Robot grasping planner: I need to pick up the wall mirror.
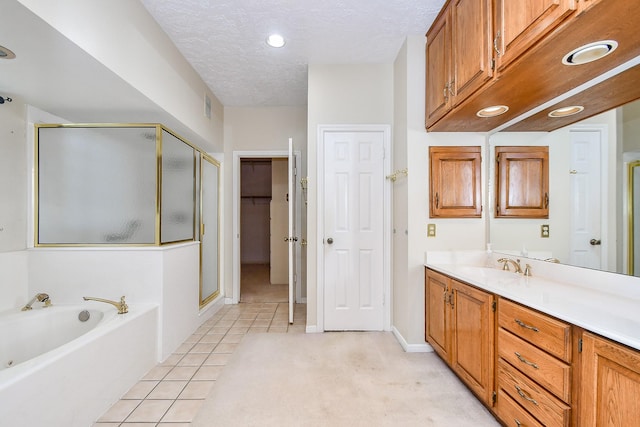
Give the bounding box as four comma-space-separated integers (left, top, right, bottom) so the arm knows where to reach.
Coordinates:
488, 88, 640, 277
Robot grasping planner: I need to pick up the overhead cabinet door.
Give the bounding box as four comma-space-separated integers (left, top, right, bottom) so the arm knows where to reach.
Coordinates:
430, 146, 482, 218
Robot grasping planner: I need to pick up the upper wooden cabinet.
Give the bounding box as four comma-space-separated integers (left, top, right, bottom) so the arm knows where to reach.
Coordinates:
494, 0, 577, 72
429, 146, 482, 218
495, 146, 549, 218
425, 0, 640, 132
426, 0, 493, 127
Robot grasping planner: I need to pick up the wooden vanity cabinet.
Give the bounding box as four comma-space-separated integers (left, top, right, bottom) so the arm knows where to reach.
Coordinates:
495, 146, 549, 218
425, 0, 493, 127
429, 146, 482, 218
425, 268, 495, 405
579, 331, 640, 426
495, 298, 572, 427
493, 0, 578, 72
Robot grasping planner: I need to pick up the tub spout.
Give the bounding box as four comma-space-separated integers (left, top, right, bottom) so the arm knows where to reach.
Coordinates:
83, 296, 128, 314
22, 293, 52, 311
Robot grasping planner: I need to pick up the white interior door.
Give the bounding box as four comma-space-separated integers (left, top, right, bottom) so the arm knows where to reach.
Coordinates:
569, 129, 602, 269
323, 131, 384, 331
288, 138, 296, 324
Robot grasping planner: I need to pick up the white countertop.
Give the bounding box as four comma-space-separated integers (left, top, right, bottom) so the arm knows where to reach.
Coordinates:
425, 252, 640, 351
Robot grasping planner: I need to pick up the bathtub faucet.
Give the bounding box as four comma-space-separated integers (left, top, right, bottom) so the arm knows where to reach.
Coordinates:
22, 293, 52, 311
83, 296, 128, 314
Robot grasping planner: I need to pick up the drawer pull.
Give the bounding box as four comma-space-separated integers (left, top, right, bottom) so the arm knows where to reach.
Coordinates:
514, 419, 522, 427
515, 384, 539, 406
514, 352, 539, 369
514, 318, 539, 332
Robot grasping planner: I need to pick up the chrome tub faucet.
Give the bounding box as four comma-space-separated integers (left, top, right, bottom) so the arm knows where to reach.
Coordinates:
83, 296, 128, 314
22, 293, 52, 311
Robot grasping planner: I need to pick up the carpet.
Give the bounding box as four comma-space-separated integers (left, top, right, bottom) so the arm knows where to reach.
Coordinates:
192, 332, 499, 426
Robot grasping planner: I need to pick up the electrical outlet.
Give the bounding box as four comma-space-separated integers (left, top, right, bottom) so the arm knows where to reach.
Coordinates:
427, 224, 436, 237
541, 224, 550, 238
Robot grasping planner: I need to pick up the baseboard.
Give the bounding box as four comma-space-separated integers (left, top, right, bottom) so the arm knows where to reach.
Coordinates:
305, 325, 320, 333
392, 326, 434, 353
224, 297, 234, 304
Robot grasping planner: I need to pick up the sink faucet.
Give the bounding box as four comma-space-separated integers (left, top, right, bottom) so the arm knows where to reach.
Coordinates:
22, 293, 52, 311
83, 296, 128, 314
497, 257, 522, 274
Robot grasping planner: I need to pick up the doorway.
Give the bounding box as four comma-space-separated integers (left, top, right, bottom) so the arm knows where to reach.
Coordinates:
239, 157, 288, 303
232, 150, 303, 311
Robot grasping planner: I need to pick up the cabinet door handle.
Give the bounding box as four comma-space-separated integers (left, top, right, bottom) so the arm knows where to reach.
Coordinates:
435, 193, 439, 208
514, 318, 539, 332
448, 80, 455, 97
443, 84, 449, 101
514, 419, 522, 427
515, 352, 539, 369
443, 289, 449, 303
515, 384, 539, 406
494, 30, 502, 56
449, 292, 454, 309
544, 192, 549, 208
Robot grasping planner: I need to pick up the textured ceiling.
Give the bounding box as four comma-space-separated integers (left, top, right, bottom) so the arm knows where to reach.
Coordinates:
139, 0, 446, 107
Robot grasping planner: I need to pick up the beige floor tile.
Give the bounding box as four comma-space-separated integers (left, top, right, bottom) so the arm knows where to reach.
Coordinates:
173, 343, 195, 354
92, 423, 121, 427
147, 381, 188, 399
160, 354, 183, 366
209, 326, 230, 334
237, 312, 258, 319
178, 380, 215, 399
248, 326, 268, 333
214, 320, 234, 327
270, 320, 289, 328
119, 423, 158, 427
157, 423, 192, 427
125, 399, 173, 423
165, 366, 198, 381
256, 312, 274, 319
161, 400, 204, 423
213, 343, 238, 353
142, 366, 172, 381
199, 333, 224, 343
287, 325, 307, 334
189, 343, 216, 353
251, 318, 271, 327
229, 324, 250, 332
183, 333, 203, 344
192, 365, 224, 381
121, 381, 159, 399
177, 353, 207, 366
98, 400, 141, 422
268, 327, 288, 333
204, 353, 231, 365
221, 334, 244, 344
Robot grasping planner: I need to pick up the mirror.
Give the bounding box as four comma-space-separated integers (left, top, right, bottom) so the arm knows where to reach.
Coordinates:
488, 98, 640, 276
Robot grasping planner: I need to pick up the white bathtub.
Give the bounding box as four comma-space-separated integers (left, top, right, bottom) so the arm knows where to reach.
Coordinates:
0, 302, 158, 427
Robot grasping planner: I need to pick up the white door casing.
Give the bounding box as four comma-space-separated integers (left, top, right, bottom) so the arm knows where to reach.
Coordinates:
288, 138, 297, 324
569, 128, 605, 269
317, 125, 391, 332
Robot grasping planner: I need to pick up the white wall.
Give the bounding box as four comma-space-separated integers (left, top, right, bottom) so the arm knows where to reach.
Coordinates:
306, 63, 393, 331
16, 0, 224, 152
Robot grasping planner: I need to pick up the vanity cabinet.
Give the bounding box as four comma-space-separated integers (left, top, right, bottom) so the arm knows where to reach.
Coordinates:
425, 268, 495, 405
493, 0, 577, 72
425, 0, 493, 127
579, 331, 640, 426
495, 298, 572, 426
495, 146, 549, 218
429, 146, 482, 218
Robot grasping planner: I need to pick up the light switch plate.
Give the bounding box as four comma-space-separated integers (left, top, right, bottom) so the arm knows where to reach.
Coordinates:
427, 223, 436, 237
541, 224, 550, 238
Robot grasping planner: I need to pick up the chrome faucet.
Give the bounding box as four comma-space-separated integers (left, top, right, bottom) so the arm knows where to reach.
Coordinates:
83, 296, 128, 314
497, 257, 522, 274
22, 293, 52, 311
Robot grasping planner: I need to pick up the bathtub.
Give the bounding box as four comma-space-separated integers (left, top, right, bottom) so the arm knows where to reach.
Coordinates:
0, 302, 158, 427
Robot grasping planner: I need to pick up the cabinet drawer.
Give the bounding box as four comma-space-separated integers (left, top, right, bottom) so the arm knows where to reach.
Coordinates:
498, 359, 570, 427
499, 298, 571, 362
496, 387, 544, 427
498, 328, 571, 402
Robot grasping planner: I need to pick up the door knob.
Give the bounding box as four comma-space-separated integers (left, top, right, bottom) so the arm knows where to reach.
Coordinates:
590, 239, 602, 246
326, 237, 334, 244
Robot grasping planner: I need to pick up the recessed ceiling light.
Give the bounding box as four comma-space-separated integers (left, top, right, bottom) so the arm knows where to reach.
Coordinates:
548, 105, 585, 117
562, 40, 618, 65
266, 34, 285, 48
0, 45, 16, 59
476, 105, 509, 117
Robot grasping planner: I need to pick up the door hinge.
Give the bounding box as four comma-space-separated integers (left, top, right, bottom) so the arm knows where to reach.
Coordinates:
492, 391, 497, 404
492, 299, 496, 312
578, 338, 583, 353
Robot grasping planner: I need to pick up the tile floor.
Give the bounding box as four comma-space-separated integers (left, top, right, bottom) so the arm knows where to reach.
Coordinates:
93, 302, 307, 426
